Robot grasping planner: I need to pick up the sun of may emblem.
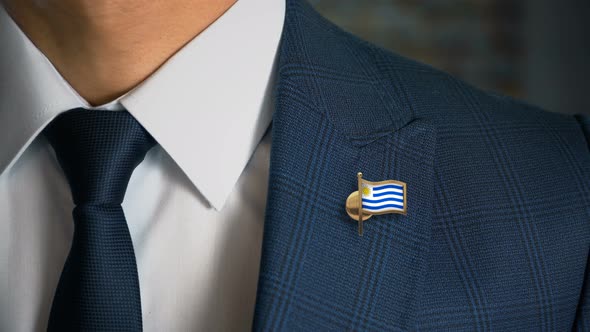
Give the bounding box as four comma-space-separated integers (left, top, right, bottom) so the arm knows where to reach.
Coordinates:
362, 187, 370, 196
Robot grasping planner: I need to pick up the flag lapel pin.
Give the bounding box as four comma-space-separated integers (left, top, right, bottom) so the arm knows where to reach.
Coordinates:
345, 172, 407, 236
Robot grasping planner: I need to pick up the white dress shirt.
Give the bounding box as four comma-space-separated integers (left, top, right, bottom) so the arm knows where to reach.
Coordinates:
0, 0, 285, 331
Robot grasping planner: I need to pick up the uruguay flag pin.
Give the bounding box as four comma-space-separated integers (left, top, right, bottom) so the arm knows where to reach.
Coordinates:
345, 172, 407, 236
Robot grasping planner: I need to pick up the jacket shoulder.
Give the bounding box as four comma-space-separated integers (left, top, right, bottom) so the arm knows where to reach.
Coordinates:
286, 0, 587, 146
351, 28, 586, 141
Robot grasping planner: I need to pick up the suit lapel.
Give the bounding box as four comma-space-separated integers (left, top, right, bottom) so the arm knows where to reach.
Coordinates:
253, 1, 437, 330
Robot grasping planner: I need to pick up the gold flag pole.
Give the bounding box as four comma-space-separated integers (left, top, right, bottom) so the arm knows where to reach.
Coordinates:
357, 172, 363, 236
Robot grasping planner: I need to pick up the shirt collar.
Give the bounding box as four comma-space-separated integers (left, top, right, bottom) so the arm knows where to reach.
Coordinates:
0, 0, 285, 210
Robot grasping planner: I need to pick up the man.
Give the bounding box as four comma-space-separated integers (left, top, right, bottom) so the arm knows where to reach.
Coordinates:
0, 0, 588, 331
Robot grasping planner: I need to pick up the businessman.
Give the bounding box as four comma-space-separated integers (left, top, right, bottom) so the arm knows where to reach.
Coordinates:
0, 0, 588, 331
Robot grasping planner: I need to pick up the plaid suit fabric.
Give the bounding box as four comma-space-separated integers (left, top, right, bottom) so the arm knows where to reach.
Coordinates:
253, 0, 590, 330
577, 114, 590, 146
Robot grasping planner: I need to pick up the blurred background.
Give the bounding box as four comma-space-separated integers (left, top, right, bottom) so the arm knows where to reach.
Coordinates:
310, 0, 590, 115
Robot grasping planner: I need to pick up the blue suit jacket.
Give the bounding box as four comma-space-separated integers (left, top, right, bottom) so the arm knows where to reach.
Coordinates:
253, 1, 590, 330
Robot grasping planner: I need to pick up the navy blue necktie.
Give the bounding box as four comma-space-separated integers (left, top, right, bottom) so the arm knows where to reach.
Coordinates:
44, 108, 155, 331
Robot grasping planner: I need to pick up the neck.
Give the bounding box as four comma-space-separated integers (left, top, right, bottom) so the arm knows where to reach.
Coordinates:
3, 0, 236, 105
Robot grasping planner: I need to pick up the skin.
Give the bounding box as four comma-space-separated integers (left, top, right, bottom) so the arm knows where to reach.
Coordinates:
3, 0, 237, 105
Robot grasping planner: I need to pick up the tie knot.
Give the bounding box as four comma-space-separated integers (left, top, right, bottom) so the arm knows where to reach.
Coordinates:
45, 108, 156, 205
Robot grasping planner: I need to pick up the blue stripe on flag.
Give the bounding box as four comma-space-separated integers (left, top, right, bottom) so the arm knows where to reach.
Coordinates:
363, 203, 404, 210
373, 191, 404, 198
372, 184, 403, 191
362, 197, 404, 203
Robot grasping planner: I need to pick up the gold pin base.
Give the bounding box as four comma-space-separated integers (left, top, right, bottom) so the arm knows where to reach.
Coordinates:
345, 191, 372, 222
346, 189, 372, 236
